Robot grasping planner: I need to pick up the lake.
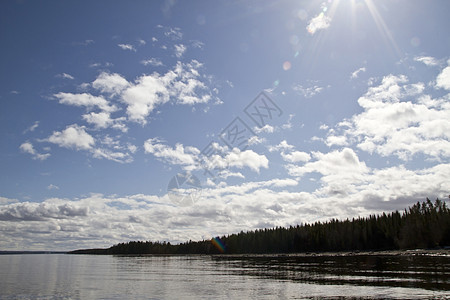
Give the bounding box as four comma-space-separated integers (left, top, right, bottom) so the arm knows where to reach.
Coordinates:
0, 252, 449, 299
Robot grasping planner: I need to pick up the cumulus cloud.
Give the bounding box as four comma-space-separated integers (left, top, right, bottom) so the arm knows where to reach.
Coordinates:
268, 140, 294, 152
2, 162, 447, 251
217, 170, 245, 179
141, 58, 164, 66
306, 13, 331, 35
325, 135, 348, 147
92, 148, 133, 164
47, 184, 59, 190
0, 201, 88, 221
144, 138, 199, 169
222, 148, 269, 172
281, 114, 295, 130
174, 44, 187, 58
293, 83, 323, 98
436, 64, 450, 90
82, 112, 127, 132
92, 72, 130, 95
326, 74, 450, 161
286, 148, 371, 198
414, 56, 438, 67
288, 148, 368, 177
57, 73, 75, 80
281, 151, 311, 163
23, 121, 39, 134
122, 60, 212, 124
254, 124, 274, 134
19, 142, 50, 161
144, 139, 269, 173
0, 197, 18, 205
46, 124, 95, 151
350, 67, 366, 79
54, 92, 117, 113
118, 44, 136, 51
268, 140, 311, 163
162, 26, 183, 40
30, 39, 217, 164
82, 112, 113, 129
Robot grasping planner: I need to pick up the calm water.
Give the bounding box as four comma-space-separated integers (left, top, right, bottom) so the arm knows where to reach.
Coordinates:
0, 253, 449, 299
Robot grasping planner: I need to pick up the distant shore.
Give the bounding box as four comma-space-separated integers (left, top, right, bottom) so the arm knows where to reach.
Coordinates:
67, 248, 450, 257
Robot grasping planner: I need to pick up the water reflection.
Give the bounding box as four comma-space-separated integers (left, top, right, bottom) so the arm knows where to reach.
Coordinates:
0, 253, 448, 299
213, 253, 450, 292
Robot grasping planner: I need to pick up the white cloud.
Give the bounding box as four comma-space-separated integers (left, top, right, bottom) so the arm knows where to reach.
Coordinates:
191, 40, 204, 49
222, 148, 269, 172
127, 144, 138, 154
325, 135, 348, 147
23, 121, 39, 134
0, 200, 88, 222
319, 124, 329, 130
174, 44, 187, 58
414, 56, 438, 66
57, 73, 75, 80
144, 138, 199, 169
19, 142, 50, 161
82, 112, 112, 128
141, 58, 164, 67
0, 162, 448, 250
0, 196, 18, 205
350, 67, 366, 79
46, 124, 95, 151
306, 13, 331, 35
82, 111, 127, 132
144, 139, 268, 173
122, 60, 212, 124
281, 151, 311, 163
281, 114, 295, 130
54, 92, 116, 113
269, 140, 310, 163
92, 72, 129, 95
89, 62, 113, 69
293, 83, 323, 98
163, 26, 183, 40
436, 65, 450, 90
287, 148, 369, 197
248, 136, 265, 145
217, 170, 245, 179
47, 184, 59, 190
268, 140, 294, 152
254, 124, 274, 134
325, 74, 450, 161
118, 44, 136, 51
121, 73, 172, 124
53, 60, 216, 130
91, 148, 133, 164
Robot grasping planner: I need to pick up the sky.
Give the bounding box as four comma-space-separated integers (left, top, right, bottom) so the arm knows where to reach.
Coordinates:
0, 0, 449, 251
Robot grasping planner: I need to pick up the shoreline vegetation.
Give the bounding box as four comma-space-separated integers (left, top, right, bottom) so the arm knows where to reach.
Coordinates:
69, 199, 450, 255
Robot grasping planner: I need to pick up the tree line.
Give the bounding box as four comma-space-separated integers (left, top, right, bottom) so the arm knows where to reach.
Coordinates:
70, 198, 450, 255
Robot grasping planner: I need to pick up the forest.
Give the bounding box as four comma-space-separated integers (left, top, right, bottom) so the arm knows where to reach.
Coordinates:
70, 198, 450, 255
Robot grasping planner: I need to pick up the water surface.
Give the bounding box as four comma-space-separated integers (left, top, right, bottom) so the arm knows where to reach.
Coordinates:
0, 253, 448, 299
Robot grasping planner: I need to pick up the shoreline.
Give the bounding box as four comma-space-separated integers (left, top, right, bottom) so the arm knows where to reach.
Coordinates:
66, 248, 450, 257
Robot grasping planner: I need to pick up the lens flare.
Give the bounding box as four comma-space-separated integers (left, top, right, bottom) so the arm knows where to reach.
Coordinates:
211, 237, 225, 253
283, 61, 291, 70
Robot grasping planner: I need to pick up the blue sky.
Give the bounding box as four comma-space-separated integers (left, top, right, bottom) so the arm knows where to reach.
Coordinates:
1, 0, 449, 250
